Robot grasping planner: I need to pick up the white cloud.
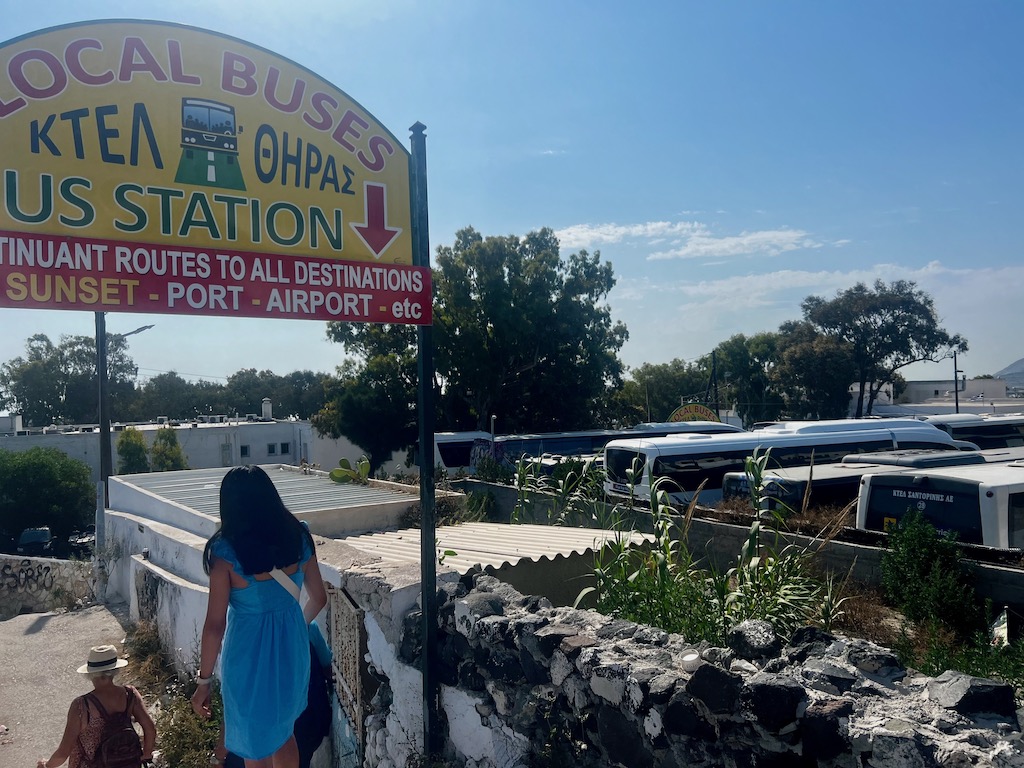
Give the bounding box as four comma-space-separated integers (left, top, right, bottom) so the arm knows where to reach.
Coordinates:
647, 229, 820, 261
555, 221, 704, 249
556, 218, 822, 262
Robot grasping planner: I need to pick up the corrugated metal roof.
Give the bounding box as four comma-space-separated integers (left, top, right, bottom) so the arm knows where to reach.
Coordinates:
340, 522, 653, 573
118, 465, 416, 518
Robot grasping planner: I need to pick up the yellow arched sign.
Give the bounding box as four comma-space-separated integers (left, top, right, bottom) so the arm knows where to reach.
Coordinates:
0, 20, 429, 324
668, 403, 720, 423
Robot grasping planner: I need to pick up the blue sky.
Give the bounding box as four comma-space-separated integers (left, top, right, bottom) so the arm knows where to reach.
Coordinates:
1, 0, 1021, 387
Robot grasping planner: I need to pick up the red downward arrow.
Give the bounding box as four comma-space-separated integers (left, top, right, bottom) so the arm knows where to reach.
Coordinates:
351, 183, 401, 257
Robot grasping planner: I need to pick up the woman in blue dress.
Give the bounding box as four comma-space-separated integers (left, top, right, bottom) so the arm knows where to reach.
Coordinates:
191, 465, 327, 768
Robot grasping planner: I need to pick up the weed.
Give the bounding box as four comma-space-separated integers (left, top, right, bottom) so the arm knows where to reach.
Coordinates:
881, 510, 982, 637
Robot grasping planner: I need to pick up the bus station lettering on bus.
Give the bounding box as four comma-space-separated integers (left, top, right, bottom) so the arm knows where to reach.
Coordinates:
0, 24, 428, 324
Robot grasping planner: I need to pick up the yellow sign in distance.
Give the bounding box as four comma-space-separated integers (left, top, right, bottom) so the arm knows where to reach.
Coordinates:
668, 403, 721, 423
0, 20, 411, 264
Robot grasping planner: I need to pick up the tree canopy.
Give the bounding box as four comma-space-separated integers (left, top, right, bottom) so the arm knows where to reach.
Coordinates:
117, 426, 150, 474
0, 447, 93, 539
802, 280, 968, 417
150, 427, 189, 471
314, 227, 628, 469
0, 334, 136, 426
0, 333, 329, 426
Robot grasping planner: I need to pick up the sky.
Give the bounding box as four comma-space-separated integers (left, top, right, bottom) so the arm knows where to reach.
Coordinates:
1, 0, 1022, 389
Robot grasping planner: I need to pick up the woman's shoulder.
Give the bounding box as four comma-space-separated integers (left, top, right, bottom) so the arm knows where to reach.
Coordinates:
210, 536, 240, 566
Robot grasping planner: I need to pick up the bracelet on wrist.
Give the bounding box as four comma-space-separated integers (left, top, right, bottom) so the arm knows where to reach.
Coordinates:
197, 674, 214, 685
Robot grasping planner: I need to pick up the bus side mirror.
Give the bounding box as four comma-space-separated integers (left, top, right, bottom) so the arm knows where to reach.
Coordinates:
238, 125, 244, 134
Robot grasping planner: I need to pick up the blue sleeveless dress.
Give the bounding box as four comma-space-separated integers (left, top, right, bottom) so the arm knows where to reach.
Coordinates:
212, 536, 312, 760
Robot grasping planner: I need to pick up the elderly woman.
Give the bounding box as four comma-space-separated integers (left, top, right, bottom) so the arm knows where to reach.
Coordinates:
37, 644, 156, 768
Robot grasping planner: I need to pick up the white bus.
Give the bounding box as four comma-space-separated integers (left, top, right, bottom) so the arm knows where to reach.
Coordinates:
722, 446, 1024, 512
604, 419, 976, 506
856, 461, 1024, 549
431, 431, 493, 475
920, 413, 1024, 449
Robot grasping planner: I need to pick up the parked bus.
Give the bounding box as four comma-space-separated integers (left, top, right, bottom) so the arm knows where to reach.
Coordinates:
430, 431, 493, 475
428, 422, 745, 477
604, 418, 976, 506
722, 446, 1024, 512
492, 421, 743, 467
919, 413, 1024, 449
856, 461, 1024, 549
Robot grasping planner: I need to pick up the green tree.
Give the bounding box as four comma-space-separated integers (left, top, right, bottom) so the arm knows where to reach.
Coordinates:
311, 358, 417, 473
0, 334, 138, 426
434, 228, 627, 431
130, 372, 198, 421
620, 359, 714, 425
316, 226, 628, 463
802, 280, 968, 417
773, 321, 856, 419
712, 333, 785, 426
150, 427, 189, 471
0, 447, 93, 540
117, 426, 151, 474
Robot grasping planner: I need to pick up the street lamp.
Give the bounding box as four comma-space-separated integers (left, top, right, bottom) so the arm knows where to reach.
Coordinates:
953, 351, 964, 414
96, 313, 154, 501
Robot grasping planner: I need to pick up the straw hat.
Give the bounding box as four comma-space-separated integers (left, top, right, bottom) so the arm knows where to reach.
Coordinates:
77, 645, 129, 674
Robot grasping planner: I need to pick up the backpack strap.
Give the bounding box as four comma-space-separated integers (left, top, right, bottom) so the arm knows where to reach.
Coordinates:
85, 691, 109, 719
269, 567, 301, 601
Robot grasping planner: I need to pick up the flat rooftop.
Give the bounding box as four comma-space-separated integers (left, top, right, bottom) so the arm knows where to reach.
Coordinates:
118, 464, 416, 519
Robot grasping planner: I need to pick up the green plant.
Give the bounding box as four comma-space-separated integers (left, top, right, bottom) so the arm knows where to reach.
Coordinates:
465, 490, 497, 521
881, 510, 982, 637
816, 570, 853, 633
117, 426, 151, 474
150, 427, 189, 471
329, 456, 371, 484
511, 455, 607, 527
576, 449, 834, 646
474, 452, 514, 484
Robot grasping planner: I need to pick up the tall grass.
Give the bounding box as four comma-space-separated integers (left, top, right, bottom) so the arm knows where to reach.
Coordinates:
571, 448, 849, 645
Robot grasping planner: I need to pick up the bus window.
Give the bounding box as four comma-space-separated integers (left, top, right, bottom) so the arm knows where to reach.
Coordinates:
1010, 493, 1024, 549
654, 450, 749, 492
606, 448, 646, 485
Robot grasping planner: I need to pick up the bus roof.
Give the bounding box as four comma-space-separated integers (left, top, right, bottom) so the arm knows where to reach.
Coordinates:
863, 461, 1024, 486
604, 419, 953, 452
922, 413, 1024, 426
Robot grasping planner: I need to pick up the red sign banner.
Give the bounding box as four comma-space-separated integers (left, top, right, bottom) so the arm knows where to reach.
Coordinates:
0, 229, 431, 323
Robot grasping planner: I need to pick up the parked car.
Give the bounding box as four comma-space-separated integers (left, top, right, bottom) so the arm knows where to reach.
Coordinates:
16, 527, 54, 557
67, 525, 96, 557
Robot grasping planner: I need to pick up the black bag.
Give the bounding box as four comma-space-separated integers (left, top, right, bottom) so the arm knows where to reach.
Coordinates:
81, 687, 144, 768
294, 644, 332, 757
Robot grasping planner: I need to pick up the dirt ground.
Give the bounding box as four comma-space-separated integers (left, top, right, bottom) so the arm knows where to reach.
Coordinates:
0, 603, 132, 767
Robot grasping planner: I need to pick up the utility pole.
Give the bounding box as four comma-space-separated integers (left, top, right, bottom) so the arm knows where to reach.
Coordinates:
954, 352, 959, 414
96, 317, 154, 505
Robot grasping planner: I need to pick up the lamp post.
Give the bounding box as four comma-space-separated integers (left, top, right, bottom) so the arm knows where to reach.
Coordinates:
953, 351, 964, 415
96, 313, 154, 502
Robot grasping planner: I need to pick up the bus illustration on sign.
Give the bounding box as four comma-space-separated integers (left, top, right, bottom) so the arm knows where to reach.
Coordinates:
174, 98, 246, 191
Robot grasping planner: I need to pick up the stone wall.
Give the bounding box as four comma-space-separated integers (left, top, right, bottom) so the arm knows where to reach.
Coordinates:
0, 555, 93, 619
358, 571, 1024, 768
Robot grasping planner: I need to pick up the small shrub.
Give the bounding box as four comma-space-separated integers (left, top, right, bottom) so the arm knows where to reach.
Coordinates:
881, 510, 982, 637
474, 452, 513, 484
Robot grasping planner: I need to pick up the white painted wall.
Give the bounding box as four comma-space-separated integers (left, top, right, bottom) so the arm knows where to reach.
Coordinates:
0, 420, 314, 483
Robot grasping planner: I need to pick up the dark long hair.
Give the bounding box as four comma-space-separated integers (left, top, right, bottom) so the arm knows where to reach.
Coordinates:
202, 465, 314, 575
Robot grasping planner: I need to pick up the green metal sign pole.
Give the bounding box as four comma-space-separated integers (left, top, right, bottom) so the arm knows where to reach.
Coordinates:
410, 121, 439, 758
